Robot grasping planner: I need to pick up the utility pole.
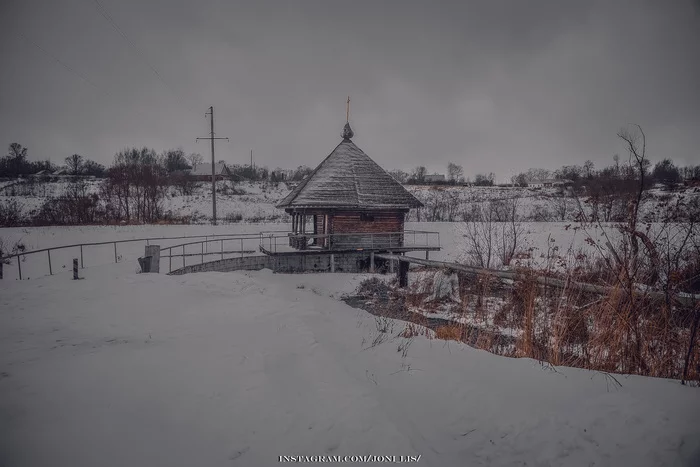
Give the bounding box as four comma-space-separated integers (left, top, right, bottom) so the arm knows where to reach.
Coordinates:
196, 106, 229, 225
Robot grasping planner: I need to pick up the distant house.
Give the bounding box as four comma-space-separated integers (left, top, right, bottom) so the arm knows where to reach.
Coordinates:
529, 179, 573, 189
52, 169, 69, 176
32, 170, 50, 176
424, 174, 446, 183
187, 161, 231, 181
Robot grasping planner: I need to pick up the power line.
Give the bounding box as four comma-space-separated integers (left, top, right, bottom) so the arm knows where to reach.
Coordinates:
18, 33, 150, 120
90, 0, 202, 119
19, 32, 113, 100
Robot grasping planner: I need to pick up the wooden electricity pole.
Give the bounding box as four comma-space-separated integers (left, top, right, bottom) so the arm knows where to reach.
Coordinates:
197, 106, 229, 225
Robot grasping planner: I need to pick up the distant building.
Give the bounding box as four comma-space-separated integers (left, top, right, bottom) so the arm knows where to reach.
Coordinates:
424, 174, 446, 183
52, 169, 68, 176
529, 179, 573, 189
187, 161, 231, 181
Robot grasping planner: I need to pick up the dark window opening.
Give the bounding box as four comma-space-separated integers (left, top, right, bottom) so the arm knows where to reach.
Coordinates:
360, 213, 375, 222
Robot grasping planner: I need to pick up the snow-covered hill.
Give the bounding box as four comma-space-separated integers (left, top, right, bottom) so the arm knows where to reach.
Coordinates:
1, 178, 697, 225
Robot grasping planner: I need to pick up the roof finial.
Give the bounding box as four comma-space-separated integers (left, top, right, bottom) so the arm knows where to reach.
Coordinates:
341, 96, 354, 140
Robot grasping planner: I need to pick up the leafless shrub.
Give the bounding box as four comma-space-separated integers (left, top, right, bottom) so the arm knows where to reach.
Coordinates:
460, 197, 525, 268
0, 199, 22, 227
0, 237, 26, 264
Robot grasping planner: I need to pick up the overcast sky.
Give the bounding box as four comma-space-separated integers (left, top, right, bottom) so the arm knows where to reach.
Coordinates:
1, 0, 698, 181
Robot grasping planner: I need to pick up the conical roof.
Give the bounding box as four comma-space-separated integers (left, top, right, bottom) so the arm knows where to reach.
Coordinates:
277, 123, 422, 210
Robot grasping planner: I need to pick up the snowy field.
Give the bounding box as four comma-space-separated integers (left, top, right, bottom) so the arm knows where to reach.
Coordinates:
2, 261, 700, 466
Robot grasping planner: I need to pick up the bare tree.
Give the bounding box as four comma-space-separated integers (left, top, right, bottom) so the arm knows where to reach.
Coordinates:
583, 160, 595, 179
65, 154, 84, 176
187, 153, 203, 170
447, 162, 463, 184
412, 166, 427, 183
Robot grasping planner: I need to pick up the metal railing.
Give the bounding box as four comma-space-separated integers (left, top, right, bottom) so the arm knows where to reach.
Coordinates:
0, 231, 288, 280
258, 230, 440, 254
160, 236, 264, 273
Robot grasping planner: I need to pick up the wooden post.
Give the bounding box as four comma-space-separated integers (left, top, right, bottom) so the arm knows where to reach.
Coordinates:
389, 252, 394, 273
201, 242, 204, 264
398, 259, 409, 288
80, 245, 84, 269
0, 261, 3, 280
169, 249, 172, 273
73, 258, 79, 280
145, 245, 161, 273
182, 245, 185, 268
426, 250, 430, 260
370, 252, 375, 273
241, 239, 244, 258
221, 239, 224, 260
114, 242, 118, 263
48, 250, 52, 275
330, 254, 335, 273
18, 256, 22, 280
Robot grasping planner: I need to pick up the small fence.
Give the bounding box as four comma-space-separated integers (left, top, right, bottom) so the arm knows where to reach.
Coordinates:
0, 231, 288, 281
258, 230, 441, 254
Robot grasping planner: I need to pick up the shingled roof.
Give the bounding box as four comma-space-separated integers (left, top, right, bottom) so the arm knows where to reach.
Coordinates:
277, 123, 423, 210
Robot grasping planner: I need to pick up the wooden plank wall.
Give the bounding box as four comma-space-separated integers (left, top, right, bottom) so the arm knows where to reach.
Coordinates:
331, 211, 404, 249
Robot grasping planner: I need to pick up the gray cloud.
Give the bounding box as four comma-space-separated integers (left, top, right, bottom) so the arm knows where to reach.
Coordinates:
1, 0, 698, 180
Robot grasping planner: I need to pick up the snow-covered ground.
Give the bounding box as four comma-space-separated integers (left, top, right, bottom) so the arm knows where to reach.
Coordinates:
1, 262, 699, 466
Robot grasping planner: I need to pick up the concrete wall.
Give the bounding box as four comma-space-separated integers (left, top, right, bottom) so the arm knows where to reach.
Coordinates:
168, 252, 384, 276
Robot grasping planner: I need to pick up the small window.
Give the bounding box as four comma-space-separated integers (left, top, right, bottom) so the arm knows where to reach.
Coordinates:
360, 213, 375, 222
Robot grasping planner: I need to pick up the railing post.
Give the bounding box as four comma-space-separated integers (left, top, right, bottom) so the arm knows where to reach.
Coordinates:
0, 261, 3, 280
80, 245, 84, 269
182, 245, 185, 268
114, 242, 118, 263
73, 258, 79, 280
241, 239, 244, 258
169, 248, 172, 273
221, 239, 224, 260
201, 242, 204, 264
48, 249, 53, 275
18, 256, 22, 280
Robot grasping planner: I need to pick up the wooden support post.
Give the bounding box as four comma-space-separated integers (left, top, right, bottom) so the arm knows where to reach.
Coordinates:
114, 242, 118, 263
370, 252, 375, 273
241, 239, 244, 258
221, 239, 224, 260
426, 250, 430, 260
18, 257, 22, 280
48, 250, 52, 275
80, 245, 84, 269
398, 259, 409, 288
201, 242, 204, 264
0, 261, 3, 280
145, 245, 161, 273
169, 249, 172, 273
330, 254, 335, 273
73, 258, 79, 280
182, 245, 185, 268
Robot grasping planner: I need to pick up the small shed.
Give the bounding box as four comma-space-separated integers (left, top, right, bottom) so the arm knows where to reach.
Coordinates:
276, 122, 423, 250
